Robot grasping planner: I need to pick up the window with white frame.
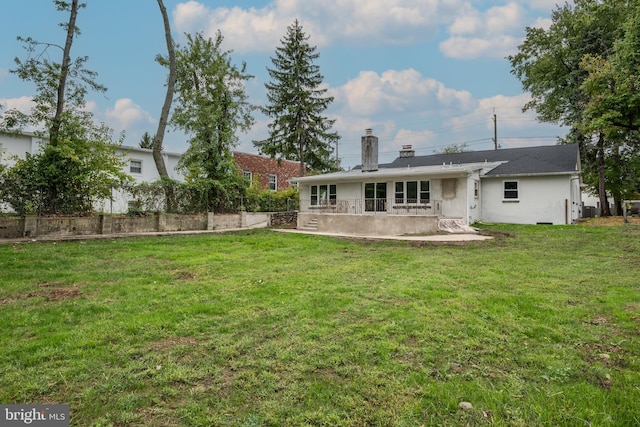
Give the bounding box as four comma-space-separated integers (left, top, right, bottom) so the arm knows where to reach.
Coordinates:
394, 180, 430, 204
474, 180, 479, 198
269, 174, 277, 191
310, 184, 336, 205
129, 160, 142, 174
503, 180, 519, 200
243, 170, 252, 181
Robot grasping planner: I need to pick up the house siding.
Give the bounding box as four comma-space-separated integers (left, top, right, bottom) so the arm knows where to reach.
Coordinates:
481, 174, 579, 224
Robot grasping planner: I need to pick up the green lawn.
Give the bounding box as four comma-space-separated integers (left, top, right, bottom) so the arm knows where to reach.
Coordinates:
1, 224, 639, 426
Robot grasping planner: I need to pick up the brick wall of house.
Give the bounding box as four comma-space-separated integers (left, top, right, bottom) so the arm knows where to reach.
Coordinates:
233, 152, 302, 190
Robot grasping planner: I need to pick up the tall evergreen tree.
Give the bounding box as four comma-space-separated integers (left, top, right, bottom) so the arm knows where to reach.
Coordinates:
254, 19, 340, 176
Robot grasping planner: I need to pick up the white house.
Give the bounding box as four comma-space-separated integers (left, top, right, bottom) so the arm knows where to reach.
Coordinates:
0, 130, 183, 213
292, 130, 583, 235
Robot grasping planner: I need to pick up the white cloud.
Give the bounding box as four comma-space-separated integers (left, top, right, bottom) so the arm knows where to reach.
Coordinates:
105, 98, 156, 132
440, 35, 522, 59
0, 96, 34, 113
441, 2, 526, 59
333, 69, 475, 117
173, 0, 460, 53
522, 0, 562, 11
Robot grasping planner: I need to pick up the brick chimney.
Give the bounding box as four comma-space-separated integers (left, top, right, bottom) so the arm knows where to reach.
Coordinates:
361, 129, 378, 172
399, 144, 415, 158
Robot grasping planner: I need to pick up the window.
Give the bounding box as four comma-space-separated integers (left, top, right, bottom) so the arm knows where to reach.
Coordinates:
243, 170, 252, 181
310, 184, 337, 205
129, 160, 142, 174
393, 180, 430, 204
395, 182, 404, 204
365, 182, 387, 212
269, 174, 277, 191
474, 181, 479, 198
504, 181, 518, 200
420, 180, 430, 203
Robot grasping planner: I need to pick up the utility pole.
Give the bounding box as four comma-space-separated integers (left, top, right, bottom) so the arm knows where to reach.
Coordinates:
492, 112, 498, 150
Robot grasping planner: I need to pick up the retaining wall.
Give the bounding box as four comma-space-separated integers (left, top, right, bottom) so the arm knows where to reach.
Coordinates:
0, 212, 289, 239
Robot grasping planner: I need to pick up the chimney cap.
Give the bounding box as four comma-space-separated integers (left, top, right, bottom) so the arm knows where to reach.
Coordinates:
365, 128, 373, 136
402, 144, 413, 150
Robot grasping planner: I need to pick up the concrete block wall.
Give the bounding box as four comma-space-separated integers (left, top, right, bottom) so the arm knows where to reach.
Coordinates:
0, 213, 269, 239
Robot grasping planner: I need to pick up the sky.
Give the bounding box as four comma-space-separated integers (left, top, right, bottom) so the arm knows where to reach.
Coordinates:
0, 0, 568, 169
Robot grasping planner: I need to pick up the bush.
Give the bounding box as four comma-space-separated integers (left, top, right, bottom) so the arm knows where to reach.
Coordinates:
244, 186, 299, 212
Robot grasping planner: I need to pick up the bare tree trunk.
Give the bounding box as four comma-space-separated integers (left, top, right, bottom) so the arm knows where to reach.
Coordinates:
50, 0, 79, 146
155, 0, 176, 210
597, 132, 611, 216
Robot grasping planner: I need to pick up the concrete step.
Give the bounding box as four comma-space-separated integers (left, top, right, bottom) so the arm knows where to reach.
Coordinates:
438, 218, 477, 234
299, 217, 318, 231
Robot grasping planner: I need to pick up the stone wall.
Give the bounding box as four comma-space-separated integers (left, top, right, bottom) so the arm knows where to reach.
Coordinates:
270, 211, 297, 228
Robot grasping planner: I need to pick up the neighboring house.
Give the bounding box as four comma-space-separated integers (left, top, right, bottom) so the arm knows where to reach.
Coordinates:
233, 151, 301, 191
1, 130, 304, 214
292, 129, 583, 235
0, 130, 183, 213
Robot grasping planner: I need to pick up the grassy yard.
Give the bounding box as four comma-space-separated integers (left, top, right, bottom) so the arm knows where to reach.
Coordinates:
1, 223, 639, 426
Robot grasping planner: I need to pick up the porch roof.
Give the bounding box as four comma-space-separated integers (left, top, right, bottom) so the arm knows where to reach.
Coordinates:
292, 162, 503, 184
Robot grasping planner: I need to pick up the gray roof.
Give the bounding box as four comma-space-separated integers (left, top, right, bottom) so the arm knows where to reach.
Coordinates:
362, 143, 580, 176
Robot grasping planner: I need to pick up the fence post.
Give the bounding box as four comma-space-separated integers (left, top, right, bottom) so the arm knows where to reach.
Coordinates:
207, 212, 215, 231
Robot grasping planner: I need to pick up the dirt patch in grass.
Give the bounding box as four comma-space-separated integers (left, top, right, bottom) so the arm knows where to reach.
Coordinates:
15, 282, 84, 302
149, 336, 198, 352
578, 216, 640, 226
173, 271, 197, 280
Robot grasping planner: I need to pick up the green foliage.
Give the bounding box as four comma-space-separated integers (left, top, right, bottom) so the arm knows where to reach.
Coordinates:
170, 31, 253, 178
0, 1, 127, 215
509, 0, 640, 210
244, 186, 299, 212
579, 1, 640, 140
124, 175, 248, 214
254, 20, 340, 175
0, 118, 128, 215
435, 142, 470, 154
138, 131, 153, 149
163, 31, 254, 212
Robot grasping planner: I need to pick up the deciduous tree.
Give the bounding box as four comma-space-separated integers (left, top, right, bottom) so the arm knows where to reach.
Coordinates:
508, 0, 639, 215
0, 0, 127, 215
165, 31, 254, 212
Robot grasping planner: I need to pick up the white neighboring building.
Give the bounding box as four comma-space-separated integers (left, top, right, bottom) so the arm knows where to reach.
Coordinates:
0, 131, 184, 213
